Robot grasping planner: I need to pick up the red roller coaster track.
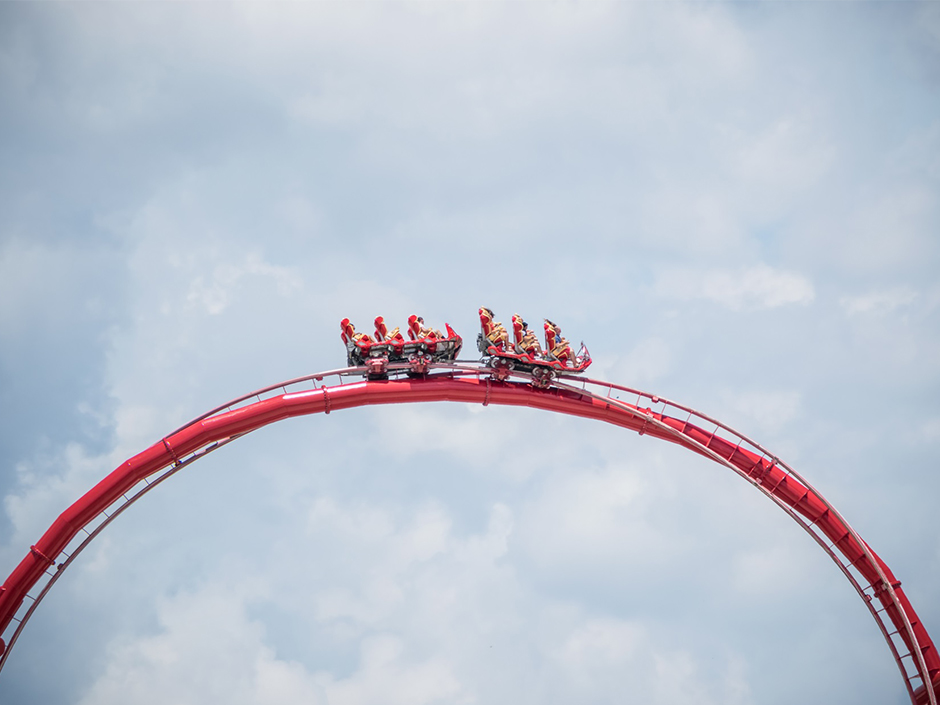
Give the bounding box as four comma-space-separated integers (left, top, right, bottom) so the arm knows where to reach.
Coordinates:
0, 362, 937, 703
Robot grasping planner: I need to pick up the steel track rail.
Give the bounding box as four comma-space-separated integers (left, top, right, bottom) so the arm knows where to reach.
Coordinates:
0, 361, 935, 703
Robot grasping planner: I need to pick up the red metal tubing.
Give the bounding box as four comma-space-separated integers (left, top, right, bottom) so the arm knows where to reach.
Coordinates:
0, 373, 936, 702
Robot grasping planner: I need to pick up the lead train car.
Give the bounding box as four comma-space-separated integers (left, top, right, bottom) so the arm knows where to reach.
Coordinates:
477, 307, 591, 384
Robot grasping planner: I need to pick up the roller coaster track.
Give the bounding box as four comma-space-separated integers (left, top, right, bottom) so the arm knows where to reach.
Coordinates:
0, 361, 937, 703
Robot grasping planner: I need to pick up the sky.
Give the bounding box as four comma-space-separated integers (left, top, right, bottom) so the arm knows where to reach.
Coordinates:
0, 2, 939, 704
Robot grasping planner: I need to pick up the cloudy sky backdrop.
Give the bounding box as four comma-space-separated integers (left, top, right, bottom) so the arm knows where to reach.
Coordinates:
1, 3, 939, 704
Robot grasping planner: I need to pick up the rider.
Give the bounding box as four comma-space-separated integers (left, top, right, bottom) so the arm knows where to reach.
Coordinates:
544, 319, 572, 364
479, 307, 510, 350
519, 320, 542, 356
408, 315, 443, 340
417, 316, 442, 339
341, 318, 373, 345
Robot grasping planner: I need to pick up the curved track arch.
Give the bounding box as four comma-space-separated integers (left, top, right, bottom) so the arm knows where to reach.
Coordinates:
0, 362, 937, 703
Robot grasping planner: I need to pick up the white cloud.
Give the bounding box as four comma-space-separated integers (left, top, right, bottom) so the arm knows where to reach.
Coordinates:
730, 539, 816, 598
72, 497, 519, 704
789, 183, 939, 277
650, 649, 752, 705
314, 634, 467, 705
372, 405, 591, 484
513, 463, 680, 576
556, 618, 644, 673
0, 238, 118, 340
728, 117, 834, 189
600, 336, 673, 387
375, 406, 515, 464
77, 582, 329, 705
185, 253, 303, 316
840, 287, 918, 316
919, 418, 940, 443
302, 498, 453, 624
654, 264, 815, 310
846, 188, 937, 271
2, 444, 114, 551
542, 616, 754, 705
278, 3, 752, 142
723, 115, 836, 219
716, 389, 803, 434
888, 120, 940, 181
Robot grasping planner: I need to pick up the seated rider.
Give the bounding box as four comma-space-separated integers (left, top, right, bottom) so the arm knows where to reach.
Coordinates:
520, 320, 542, 356
479, 307, 510, 350
341, 318, 373, 345
511, 314, 524, 349
374, 316, 403, 342
544, 319, 572, 364
511, 314, 542, 356
417, 316, 442, 339
408, 315, 442, 340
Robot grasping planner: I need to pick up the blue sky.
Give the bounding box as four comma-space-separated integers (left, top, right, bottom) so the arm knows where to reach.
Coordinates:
1, 3, 939, 704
